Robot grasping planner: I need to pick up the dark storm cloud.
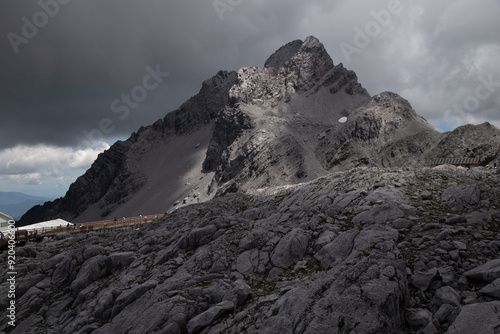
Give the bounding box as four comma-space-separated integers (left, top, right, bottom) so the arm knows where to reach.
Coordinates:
0, 0, 314, 150
1, 0, 499, 152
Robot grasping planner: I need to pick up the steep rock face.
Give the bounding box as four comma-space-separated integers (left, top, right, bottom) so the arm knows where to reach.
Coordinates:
264, 39, 303, 69
20, 71, 238, 224
19, 36, 500, 225
160, 70, 239, 136
203, 36, 372, 195
20, 36, 376, 224
315, 92, 440, 170
202, 107, 253, 173
19, 140, 135, 224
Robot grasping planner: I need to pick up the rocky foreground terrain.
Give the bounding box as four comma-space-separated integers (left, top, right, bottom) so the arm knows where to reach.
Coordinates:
2, 165, 500, 333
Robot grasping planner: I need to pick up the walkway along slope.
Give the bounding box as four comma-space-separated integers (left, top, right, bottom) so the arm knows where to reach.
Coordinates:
0, 214, 164, 250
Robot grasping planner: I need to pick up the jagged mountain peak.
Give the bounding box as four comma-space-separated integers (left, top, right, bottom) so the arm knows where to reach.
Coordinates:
302, 34, 322, 47
263, 36, 328, 70
363, 92, 432, 124
231, 36, 367, 108
19, 37, 499, 225
264, 39, 303, 69
288, 36, 335, 89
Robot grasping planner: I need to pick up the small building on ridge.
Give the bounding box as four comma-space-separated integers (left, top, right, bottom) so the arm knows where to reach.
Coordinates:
433, 158, 480, 169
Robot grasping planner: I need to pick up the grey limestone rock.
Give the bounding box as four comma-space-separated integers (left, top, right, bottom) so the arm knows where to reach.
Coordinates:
313, 230, 337, 251
479, 278, 500, 299
434, 286, 461, 307
83, 245, 106, 260
421, 191, 433, 200
435, 304, 458, 324
232, 279, 253, 306
270, 228, 310, 269
314, 229, 358, 268
70, 255, 111, 295
464, 258, 500, 283
3, 166, 500, 333
186, 300, 234, 334
180, 225, 218, 251
236, 249, 269, 275
412, 268, 438, 291
446, 301, 500, 334
406, 308, 433, 329
352, 202, 404, 225
393, 218, 413, 230
51, 255, 74, 285
111, 282, 156, 317
264, 39, 303, 69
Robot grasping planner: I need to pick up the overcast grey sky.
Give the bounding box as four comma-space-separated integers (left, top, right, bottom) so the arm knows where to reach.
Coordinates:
1, 0, 499, 198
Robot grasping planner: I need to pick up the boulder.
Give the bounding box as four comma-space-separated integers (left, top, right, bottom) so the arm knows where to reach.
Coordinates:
352, 203, 404, 225
406, 308, 433, 328
83, 245, 106, 260
464, 258, 500, 283
421, 191, 433, 200
111, 282, 156, 317
434, 286, 461, 307
313, 230, 337, 251
232, 280, 254, 306
271, 228, 310, 269
314, 229, 358, 268
446, 301, 500, 333
393, 218, 413, 230
412, 268, 438, 291
479, 278, 500, 299
180, 225, 218, 251
434, 304, 457, 324
70, 255, 110, 295
186, 301, 234, 334
51, 256, 74, 285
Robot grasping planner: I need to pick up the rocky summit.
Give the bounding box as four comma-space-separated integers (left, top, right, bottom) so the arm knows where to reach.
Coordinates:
20, 36, 500, 225
4, 36, 500, 333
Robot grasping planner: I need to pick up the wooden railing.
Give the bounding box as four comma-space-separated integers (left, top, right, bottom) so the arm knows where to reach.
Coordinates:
6, 214, 164, 244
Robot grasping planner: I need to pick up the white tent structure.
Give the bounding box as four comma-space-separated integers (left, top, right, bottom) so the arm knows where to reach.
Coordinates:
0, 212, 14, 232
17, 218, 72, 232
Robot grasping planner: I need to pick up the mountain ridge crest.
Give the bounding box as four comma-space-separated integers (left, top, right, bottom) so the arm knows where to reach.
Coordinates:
19, 36, 500, 224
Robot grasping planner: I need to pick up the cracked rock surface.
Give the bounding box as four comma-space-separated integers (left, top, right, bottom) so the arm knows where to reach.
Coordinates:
2, 165, 500, 333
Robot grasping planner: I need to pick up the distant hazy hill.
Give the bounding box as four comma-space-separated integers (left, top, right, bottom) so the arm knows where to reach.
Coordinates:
0, 192, 53, 220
